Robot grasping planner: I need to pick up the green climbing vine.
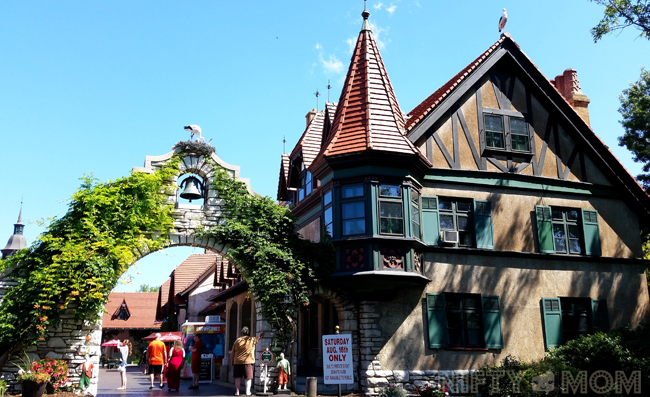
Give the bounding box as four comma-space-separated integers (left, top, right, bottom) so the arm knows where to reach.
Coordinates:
196, 166, 334, 347
0, 145, 333, 365
0, 156, 181, 359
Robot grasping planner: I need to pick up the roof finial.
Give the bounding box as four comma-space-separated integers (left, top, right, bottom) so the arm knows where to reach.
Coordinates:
361, 0, 370, 31
17, 199, 23, 224
314, 89, 320, 110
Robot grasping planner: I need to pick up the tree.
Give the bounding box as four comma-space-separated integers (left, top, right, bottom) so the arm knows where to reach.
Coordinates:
138, 284, 160, 292
618, 69, 650, 188
590, 0, 650, 42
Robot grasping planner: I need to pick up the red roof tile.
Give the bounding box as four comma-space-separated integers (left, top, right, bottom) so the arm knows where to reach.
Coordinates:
406, 35, 508, 131
103, 292, 161, 329
311, 14, 420, 168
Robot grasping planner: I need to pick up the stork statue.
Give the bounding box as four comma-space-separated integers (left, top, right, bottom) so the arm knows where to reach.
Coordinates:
184, 125, 205, 143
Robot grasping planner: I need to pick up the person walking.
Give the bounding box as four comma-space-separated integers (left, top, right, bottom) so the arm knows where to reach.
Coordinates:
230, 327, 264, 396
166, 340, 185, 391
147, 333, 167, 390
117, 339, 131, 390
188, 334, 204, 390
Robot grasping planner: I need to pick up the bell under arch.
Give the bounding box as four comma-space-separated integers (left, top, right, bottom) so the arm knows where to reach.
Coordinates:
130, 144, 256, 253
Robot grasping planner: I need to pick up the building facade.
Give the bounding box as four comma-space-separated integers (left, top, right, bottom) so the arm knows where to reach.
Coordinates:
278, 9, 650, 394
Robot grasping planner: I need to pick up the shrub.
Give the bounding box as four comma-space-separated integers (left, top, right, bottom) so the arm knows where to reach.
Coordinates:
378, 384, 407, 397
416, 381, 450, 397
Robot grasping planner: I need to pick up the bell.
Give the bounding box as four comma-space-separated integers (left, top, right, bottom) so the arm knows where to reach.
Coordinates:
179, 176, 204, 202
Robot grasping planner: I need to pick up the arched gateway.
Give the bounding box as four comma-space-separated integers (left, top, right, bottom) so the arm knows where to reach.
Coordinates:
0, 143, 251, 395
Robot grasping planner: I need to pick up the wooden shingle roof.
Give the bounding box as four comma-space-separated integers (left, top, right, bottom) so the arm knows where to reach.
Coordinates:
290, 110, 326, 168
311, 10, 419, 168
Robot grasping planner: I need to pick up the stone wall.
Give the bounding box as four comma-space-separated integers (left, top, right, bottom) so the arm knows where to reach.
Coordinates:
0, 307, 102, 395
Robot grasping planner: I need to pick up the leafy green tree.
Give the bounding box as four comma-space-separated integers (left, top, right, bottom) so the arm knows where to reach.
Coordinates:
618, 69, 650, 188
138, 284, 160, 292
590, 0, 650, 42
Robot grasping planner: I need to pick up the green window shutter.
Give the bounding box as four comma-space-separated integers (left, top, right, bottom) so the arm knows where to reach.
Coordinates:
582, 210, 602, 256
426, 293, 449, 348
541, 298, 563, 349
422, 196, 440, 245
481, 295, 503, 349
474, 200, 495, 249
535, 206, 554, 253
591, 299, 609, 333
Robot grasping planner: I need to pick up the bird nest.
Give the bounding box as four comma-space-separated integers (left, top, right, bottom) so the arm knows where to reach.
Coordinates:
172, 140, 216, 156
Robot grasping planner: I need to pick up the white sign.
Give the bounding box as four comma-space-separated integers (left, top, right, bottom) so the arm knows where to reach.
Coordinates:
322, 334, 353, 384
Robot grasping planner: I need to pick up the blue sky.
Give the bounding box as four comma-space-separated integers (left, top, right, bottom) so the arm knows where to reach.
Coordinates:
2, 1, 649, 292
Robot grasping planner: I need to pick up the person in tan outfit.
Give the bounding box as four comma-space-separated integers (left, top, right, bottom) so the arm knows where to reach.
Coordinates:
230, 327, 264, 396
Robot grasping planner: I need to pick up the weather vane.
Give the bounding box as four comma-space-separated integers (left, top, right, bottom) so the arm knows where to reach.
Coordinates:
327, 79, 332, 103
283, 135, 286, 154
315, 89, 320, 110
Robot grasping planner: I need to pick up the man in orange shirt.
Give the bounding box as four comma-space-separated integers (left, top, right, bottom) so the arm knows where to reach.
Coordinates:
147, 333, 167, 390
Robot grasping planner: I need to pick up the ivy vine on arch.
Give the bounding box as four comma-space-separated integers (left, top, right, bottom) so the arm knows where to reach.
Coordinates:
0, 148, 333, 366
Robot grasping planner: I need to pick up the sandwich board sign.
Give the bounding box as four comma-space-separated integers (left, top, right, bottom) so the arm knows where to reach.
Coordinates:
322, 334, 353, 384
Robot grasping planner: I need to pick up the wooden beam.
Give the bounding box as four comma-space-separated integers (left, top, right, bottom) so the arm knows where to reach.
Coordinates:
515, 162, 531, 173
490, 72, 506, 110
580, 151, 587, 182
554, 123, 563, 178
451, 113, 460, 169
426, 134, 433, 164
533, 115, 553, 176
488, 157, 508, 172
432, 131, 456, 169
561, 146, 580, 180
457, 108, 486, 170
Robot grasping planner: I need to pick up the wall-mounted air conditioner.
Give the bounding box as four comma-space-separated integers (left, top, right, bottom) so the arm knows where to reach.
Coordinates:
442, 230, 459, 244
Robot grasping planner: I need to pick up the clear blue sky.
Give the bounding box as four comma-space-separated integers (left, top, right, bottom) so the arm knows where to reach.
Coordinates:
2, 1, 649, 292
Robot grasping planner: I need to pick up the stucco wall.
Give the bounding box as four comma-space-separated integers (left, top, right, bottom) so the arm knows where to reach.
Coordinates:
372, 254, 649, 371
421, 184, 643, 258
187, 276, 216, 323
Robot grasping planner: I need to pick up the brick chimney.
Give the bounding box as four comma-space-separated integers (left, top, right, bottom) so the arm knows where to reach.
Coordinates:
550, 69, 591, 127
305, 108, 318, 127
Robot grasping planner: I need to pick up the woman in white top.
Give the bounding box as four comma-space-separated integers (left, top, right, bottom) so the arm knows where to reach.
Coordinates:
117, 340, 132, 390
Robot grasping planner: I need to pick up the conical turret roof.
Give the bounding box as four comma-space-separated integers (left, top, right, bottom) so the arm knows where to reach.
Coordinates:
312, 8, 420, 168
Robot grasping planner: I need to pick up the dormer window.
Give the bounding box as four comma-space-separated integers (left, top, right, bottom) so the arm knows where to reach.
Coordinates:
114, 301, 131, 321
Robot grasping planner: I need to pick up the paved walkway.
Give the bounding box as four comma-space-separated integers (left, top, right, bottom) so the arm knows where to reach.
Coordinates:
97, 366, 236, 397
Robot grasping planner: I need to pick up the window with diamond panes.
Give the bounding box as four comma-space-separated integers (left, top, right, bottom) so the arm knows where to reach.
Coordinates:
341, 185, 365, 236
379, 184, 403, 235
439, 199, 473, 246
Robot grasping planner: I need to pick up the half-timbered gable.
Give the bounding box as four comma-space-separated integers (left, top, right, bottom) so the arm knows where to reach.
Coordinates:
408, 34, 615, 187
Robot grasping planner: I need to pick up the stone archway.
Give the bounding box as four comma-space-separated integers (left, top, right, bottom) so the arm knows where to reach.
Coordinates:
0, 144, 258, 395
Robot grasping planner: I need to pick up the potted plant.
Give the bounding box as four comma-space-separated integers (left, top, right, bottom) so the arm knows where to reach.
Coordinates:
14, 354, 51, 397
